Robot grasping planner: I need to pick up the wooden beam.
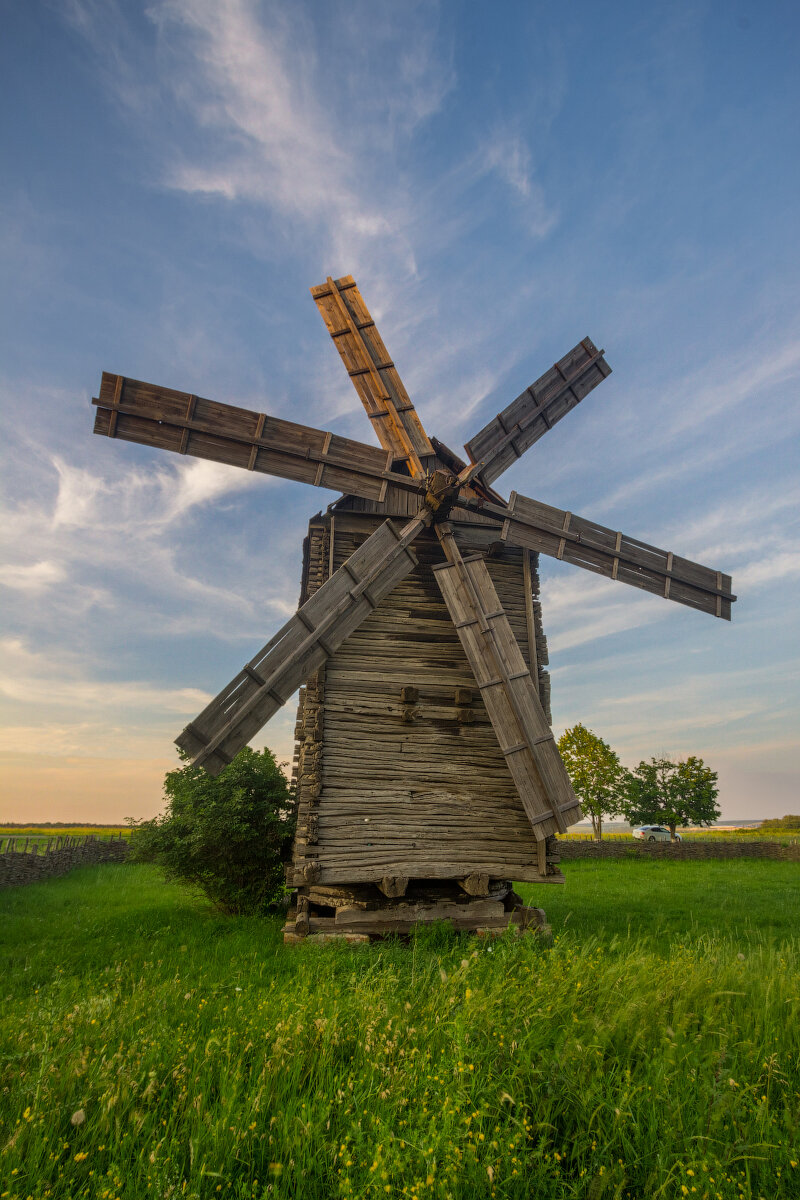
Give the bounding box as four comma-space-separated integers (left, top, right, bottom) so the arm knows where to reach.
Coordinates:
464, 337, 611, 485
432, 526, 580, 839
93, 373, 427, 504
310, 275, 434, 475
177, 513, 428, 774
500, 491, 736, 620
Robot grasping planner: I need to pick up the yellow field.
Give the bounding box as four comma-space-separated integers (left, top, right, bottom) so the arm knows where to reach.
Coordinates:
0, 825, 131, 839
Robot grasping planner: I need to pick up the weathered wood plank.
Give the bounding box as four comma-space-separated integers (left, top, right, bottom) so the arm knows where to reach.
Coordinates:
293, 860, 563, 886
433, 539, 580, 838
464, 338, 611, 485
176, 516, 425, 773
93, 374, 426, 504
311, 276, 434, 473
501, 491, 735, 619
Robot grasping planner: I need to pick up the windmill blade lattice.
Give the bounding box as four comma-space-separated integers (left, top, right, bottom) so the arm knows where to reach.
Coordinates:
93, 373, 426, 505
311, 275, 434, 476
433, 525, 580, 844
498, 491, 736, 620
464, 338, 611, 487
177, 515, 426, 775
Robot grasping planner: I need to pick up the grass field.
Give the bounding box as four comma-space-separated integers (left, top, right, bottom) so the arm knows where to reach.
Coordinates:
1, 860, 798, 1200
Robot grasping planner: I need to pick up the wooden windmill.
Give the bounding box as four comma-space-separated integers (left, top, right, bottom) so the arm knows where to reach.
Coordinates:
92, 275, 735, 940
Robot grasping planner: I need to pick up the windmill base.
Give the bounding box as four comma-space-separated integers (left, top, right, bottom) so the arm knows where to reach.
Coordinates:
281, 879, 550, 943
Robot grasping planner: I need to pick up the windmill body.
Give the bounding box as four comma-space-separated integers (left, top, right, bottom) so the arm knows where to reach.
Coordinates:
91, 275, 735, 939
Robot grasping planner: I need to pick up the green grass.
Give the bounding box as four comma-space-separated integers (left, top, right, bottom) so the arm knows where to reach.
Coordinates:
1, 861, 799, 1200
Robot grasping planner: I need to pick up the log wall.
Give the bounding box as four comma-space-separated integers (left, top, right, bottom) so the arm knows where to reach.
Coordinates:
290, 502, 556, 888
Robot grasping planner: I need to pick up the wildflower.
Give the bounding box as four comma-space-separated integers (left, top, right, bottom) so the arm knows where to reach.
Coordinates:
70, 1110, 86, 1127
74, 1152, 89, 1162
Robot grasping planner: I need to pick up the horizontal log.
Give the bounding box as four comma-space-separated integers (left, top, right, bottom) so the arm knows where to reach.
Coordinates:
292, 860, 564, 886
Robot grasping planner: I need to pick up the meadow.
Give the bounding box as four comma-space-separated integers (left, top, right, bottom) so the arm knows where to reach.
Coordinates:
1, 859, 798, 1200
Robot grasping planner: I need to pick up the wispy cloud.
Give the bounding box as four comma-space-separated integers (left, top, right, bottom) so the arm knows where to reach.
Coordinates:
0, 561, 66, 594
593, 331, 800, 516
482, 132, 558, 239
542, 572, 667, 654
143, 0, 447, 273
0, 637, 211, 714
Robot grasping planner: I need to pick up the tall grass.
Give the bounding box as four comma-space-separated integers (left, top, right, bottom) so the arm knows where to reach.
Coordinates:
1, 861, 798, 1199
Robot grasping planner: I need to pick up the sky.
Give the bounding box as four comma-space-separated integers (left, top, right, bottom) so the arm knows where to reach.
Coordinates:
1, 0, 798, 823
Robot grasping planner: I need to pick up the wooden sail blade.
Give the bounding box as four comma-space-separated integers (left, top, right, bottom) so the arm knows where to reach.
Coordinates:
464, 338, 611, 486
176, 515, 427, 775
93, 373, 427, 505
501, 492, 736, 619
311, 275, 434, 476
432, 532, 581, 840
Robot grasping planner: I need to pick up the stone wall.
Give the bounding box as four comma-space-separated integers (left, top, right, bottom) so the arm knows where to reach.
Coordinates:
0, 836, 130, 890
557, 838, 800, 862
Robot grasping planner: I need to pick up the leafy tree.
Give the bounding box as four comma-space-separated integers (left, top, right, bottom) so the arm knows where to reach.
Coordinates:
557, 724, 629, 841
759, 814, 800, 832
622, 754, 720, 840
130, 747, 295, 914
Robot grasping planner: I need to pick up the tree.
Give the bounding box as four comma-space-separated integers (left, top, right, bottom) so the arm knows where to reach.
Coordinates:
557, 724, 629, 841
622, 754, 720, 840
130, 747, 295, 914
760, 814, 800, 833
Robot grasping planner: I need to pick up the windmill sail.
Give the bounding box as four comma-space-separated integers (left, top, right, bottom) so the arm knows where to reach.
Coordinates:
93, 373, 425, 505
500, 491, 735, 619
464, 338, 611, 485
433, 544, 580, 840
311, 276, 434, 475
176, 516, 425, 775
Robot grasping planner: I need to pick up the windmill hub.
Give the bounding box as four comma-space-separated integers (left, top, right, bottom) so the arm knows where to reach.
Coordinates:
91, 273, 735, 941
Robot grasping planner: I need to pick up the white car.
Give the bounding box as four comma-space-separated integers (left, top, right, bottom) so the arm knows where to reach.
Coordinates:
631, 825, 682, 842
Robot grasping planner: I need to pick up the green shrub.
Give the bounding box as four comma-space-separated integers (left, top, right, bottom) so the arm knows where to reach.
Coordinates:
760, 813, 800, 832
130, 747, 295, 914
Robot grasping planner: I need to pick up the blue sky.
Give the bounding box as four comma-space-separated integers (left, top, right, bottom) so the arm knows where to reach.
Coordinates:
1, 0, 798, 821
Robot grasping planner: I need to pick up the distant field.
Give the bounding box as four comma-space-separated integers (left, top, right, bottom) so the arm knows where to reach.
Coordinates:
561, 828, 799, 843
1, 859, 798, 1199
0, 825, 130, 840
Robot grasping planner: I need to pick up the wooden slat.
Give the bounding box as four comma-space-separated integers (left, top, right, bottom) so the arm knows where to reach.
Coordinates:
93, 373, 427, 505
311, 275, 434, 474
464, 338, 612, 485
432, 539, 581, 839
176, 516, 426, 774
501, 492, 736, 620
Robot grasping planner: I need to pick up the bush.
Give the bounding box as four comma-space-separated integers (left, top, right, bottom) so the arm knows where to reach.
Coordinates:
130, 747, 295, 914
760, 814, 800, 832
